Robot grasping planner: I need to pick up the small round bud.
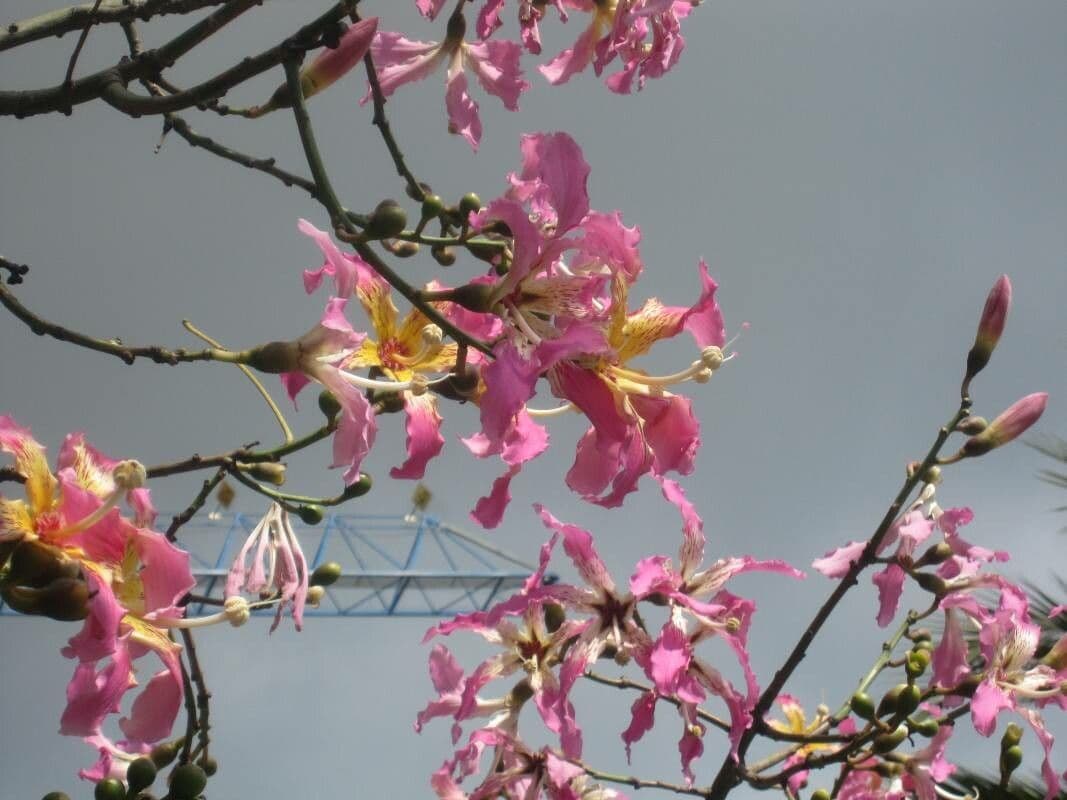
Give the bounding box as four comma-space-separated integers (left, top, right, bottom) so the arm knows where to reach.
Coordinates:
150, 740, 181, 769
200, 756, 219, 777
42, 793, 71, 800
915, 572, 948, 595
94, 779, 126, 800
310, 561, 343, 587
906, 649, 930, 679
392, 241, 420, 258
126, 757, 158, 793
916, 542, 952, 567
920, 465, 942, 485
407, 181, 433, 202
1001, 722, 1024, 748
1000, 744, 1023, 775
307, 585, 326, 606
466, 239, 502, 263
909, 717, 941, 738
849, 691, 876, 721
169, 763, 208, 800
431, 244, 456, 267
421, 194, 445, 219
810, 790, 831, 800
366, 200, 408, 240
955, 415, 988, 435
893, 683, 922, 716
112, 459, 147, 490
872, 724, 908, 754
458, 192, 482, 217
296, 504, 325, 525
242, 461, 287, 486
342, 473, 373, 499
318, 389, 342, 420
543, 603, 566, 633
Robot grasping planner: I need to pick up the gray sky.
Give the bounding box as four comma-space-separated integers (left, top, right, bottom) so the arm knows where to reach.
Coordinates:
1, 1, 1066, 798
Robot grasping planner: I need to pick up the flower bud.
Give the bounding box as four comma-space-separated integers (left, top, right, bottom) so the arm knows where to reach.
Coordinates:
241, 461, 287, 486
200, 756, 218, 776
94, 779, 126, 800
431, 244, 456, 267
296, 504, 325, 525
877, 684, 920, 718
9, 540, 79, 587
959, 393, 1048, 458
459, 192, 482, 217
810, 791, 831, 800
955, 415, 988, 435
41, 793, 71, 800
905, 649, 930, 679
850, 691, 876, 721
1000, 744, 1023, 778
543, 603, 566, 633
915, 542, 952, 568
965, 275, 1011, 383
421, 194, 445, 220
310, 561, 343, 587
914, 572, 948, 596
150, 740, 181, 769
872, 724, 908, 754
908, 717, 940, 738
388, 240, 420, 258
245, 340, 302, 374
1001, 722, 1024, 748
920, 465, 942, 485
342, 473, 373, 499
126, 757, 157, 793
365, 200, 408, 240
168, 763, 208, 800
318, 389, 342, 420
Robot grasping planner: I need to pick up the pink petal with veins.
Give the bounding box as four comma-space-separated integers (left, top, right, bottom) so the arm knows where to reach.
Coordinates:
391, 393, 445, 480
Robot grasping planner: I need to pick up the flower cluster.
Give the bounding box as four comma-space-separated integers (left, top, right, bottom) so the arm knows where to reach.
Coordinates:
0, 418, 194, 781
366, 2, 700, 149
416, 487, 801, 797
282, 131, 730, 530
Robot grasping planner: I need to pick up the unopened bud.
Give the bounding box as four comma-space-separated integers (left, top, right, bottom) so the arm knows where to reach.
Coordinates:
872, 724, 908, 754
366, 200, 408, 240
126, 757, 158, 793
959, 393, 1048, 458
915, 542, 952, 567
41, 793, 71, 800
543, 603, 566, 633
964, 275, 1011, 383
296, 504, 325, 525
849, 691, 876, 721
877, 684, 920, 718
915, 572, 948, 596
391, 240, 420, 258
431, 244, 456, 267
810, 790, 831, 800
909, 717, 940, 738
200, 756, 219, 776
1001, 722, 1024, 748
421, 194, 445, 220
447, 282, 495, 313
307, 585, 326, 606
1000, 744, 1023, 778
168, 763, 208, 800
342, 473, 373, 499
310, 561, 343, 587
920, 465, 942, 485
955, 415, 988, 435
112, 459, 146, 490
246, 340, 301, 374
150, 740, 182, 769
93, 779, 125, 800
2, 577, 91, 621
241, 461, 287, 486
458, 192, 482, 218
906, 649, 930, 679
407, 181, 433, 202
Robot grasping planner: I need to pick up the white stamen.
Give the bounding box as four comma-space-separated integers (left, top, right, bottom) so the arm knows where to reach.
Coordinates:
508, 304, 543, 345
51, 488, 123, 538
158, 596, 252, 629
337, 371, 450, 394
525, 403, 577, 417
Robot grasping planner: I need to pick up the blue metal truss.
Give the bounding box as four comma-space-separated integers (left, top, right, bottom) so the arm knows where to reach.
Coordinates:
0, 512, 551, 619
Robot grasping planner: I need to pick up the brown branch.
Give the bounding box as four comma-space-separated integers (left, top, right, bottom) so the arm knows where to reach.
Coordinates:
62, 0, 104, 88
0, 466, 25, 484
0, 0, 351, 117
165, 468, 226, 540
583, 670, 732, 734
0, 256, 29, 285
0, 281, 247, 366
179, 627, 212, 763
0, 0, 226, 53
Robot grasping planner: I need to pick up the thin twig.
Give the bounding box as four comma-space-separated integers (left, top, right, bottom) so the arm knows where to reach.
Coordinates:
178, 643, 199, 763
572, 759, 708, 797
165, 468, 226, 540
62, 0, 104, 89
281, 58, 493, 357
179, 627, 212, 763
183, 319, 294, 442
0, 281, 248, 365
583, 670, 731, 734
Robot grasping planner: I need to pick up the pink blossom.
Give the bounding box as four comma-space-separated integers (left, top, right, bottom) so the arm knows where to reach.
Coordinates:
364, 13, 529, 150
965, 274, 1011, 380
960, 392, 1048, 457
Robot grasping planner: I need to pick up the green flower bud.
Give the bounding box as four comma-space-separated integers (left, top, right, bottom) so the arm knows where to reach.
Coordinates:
458, 192, 482, 217
878, 684, 921, 718
366, 200, 408, 240
421, 194, 445, 220
41, 793, 71, 800
431, 244, 456, 267
915, 542, 952, 568
448, 282, 496, 313
914, 572, 948, 596
2, 577, 91, 621
310, 561, 343, 587
126, 757, 157, 793
906, 649, 931, 679
849, 691, 876, 720
341, 473, 373, 499
245, 340, 301, 374
94, 778, 126, 800
1001, 722, 1024, 748
200, 756, 218, 776
872, 724, 909, 754
169, 764, 208, 800
318, 389, 342, 420
908, 717, 940, 738
150, 740, 181, 769
1000, 744, 1023, 776
810, 790, 831, 800
391, 241, 420, 258
955, 415, 988, 435
242, 461, 287, 486
296, 504, 325, 525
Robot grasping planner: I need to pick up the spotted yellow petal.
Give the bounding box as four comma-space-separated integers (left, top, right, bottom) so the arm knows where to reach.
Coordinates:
616, 298, 686, 364
357, 278, 399, 341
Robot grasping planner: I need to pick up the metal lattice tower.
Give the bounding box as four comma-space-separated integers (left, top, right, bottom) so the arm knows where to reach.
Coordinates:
0, 512, 550, 619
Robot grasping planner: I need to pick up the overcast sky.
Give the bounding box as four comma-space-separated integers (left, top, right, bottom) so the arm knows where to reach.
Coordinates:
1, 1, 1065, 798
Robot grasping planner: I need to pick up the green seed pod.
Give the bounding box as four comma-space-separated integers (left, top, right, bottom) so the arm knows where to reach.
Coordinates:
126, 756, 157, 793
908, 717, 940, 738
366, 200, 408, 240
296, 504, 325, 525
810, 790, 831, 800
200, 756, 219, 776
150, 740, 181, 769
169, 764, 208, 800
310, 562, 343, 587
341, 473, 373, 499
448, 282, 496, 313
2, 577, 91, 621
94, 778, 126, 800
876, 685, 902, 718
244, 461, 287, 486
318, 389, 342, 420
850, 691, 877, 720
1000, 744, 1023, 776
245, 340, 301, 374
872, 724, 909, 754
897, 683, 922, 716
914, 572, 948, 595
915, 542, 952, 567
10, 540, 78, 586
458, 192, 482, 217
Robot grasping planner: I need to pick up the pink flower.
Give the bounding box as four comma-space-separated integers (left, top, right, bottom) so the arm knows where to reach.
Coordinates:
964, 274, 1011, 382
364, 12, 529, 150
959, 392, 1048, 457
